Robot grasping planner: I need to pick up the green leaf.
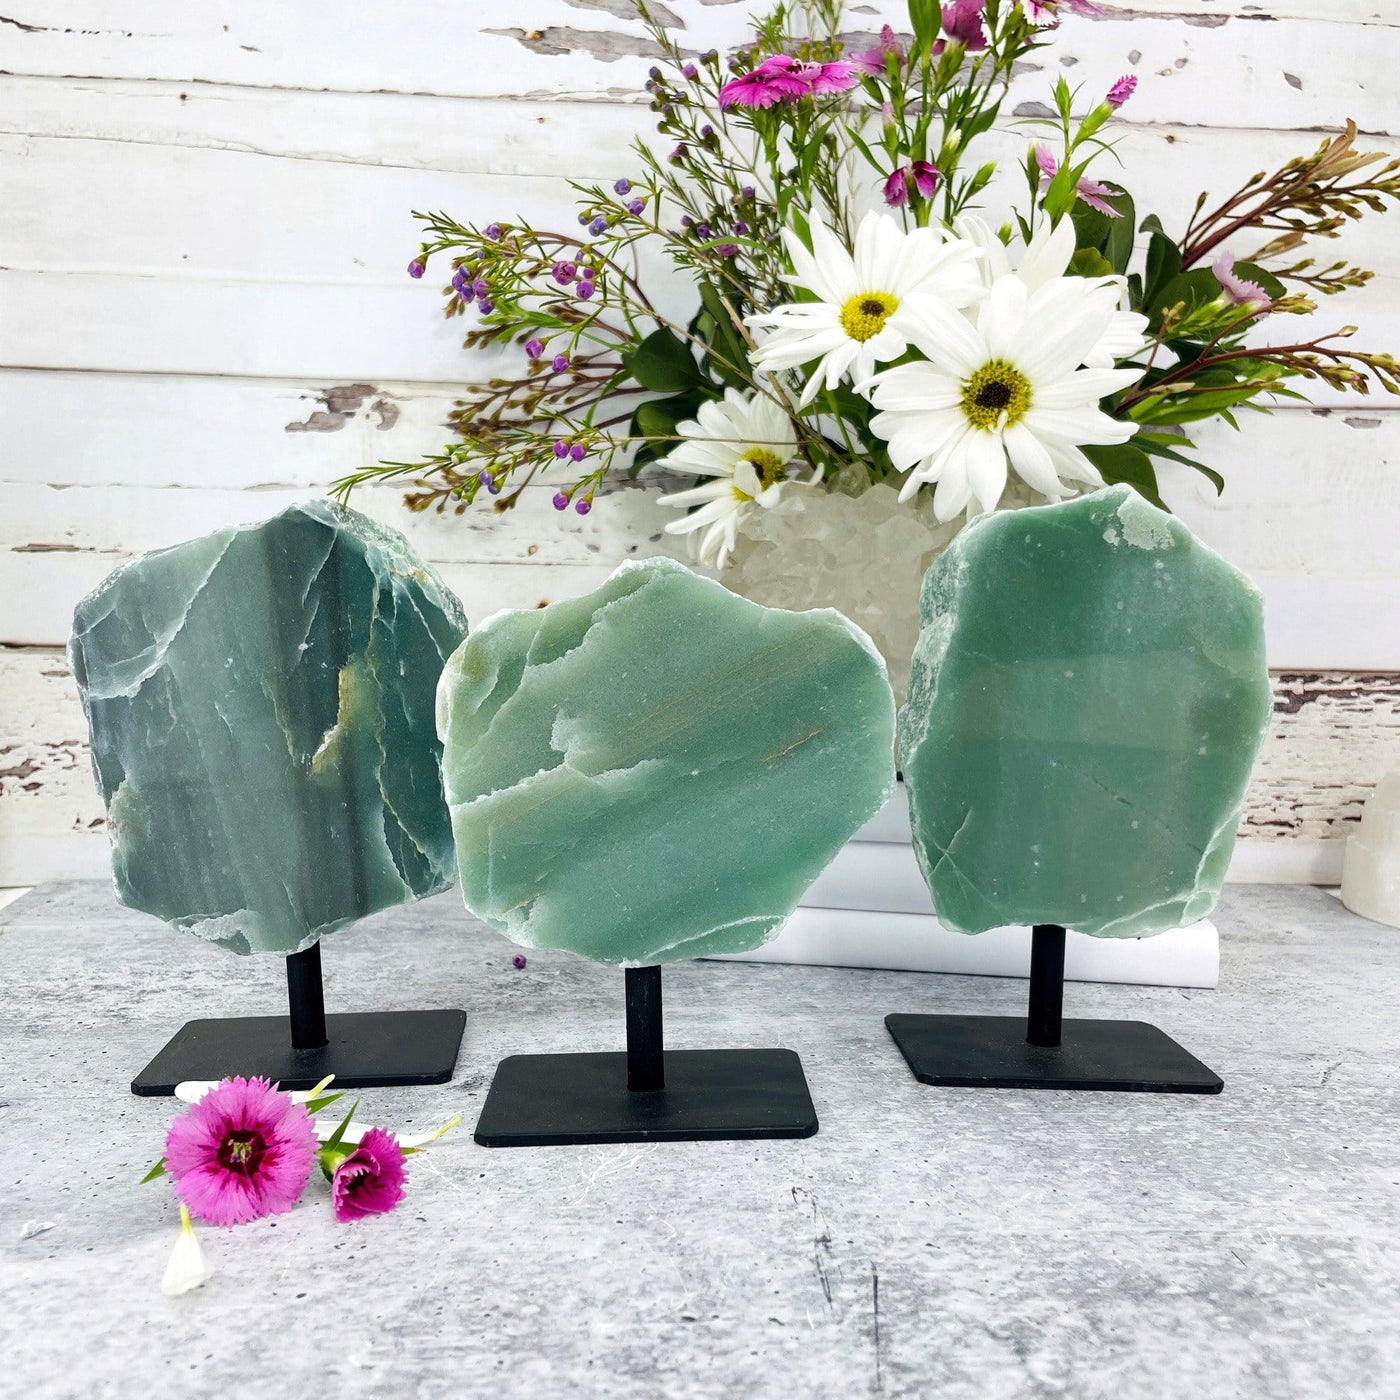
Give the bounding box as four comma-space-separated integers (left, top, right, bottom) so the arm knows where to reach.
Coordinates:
696, 281, 751, 387
621, 327, 702, 394
141, 1158, 167, 1184
1148, 268, 1224, 329
322, 1100, 360, 1153
1104, 191, 1137, 275
908, 0, 941, 50
1069, 247, 1115, 279
1142, 226, 1182, 309
1082, 442, 1166, 510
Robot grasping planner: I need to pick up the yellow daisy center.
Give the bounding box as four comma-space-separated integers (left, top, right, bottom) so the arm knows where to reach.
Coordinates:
732, 446, 788, 499
840, 290, 899, 343
960, 360, 1032, 432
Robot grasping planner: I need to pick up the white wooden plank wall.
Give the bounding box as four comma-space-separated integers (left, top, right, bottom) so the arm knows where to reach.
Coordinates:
2, 1, 1398, 884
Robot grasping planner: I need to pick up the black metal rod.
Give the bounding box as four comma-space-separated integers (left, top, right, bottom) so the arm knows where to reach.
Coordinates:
625, 965, 664, 1092
286, 942, 329, 1050
1027, 924, 1066, 1048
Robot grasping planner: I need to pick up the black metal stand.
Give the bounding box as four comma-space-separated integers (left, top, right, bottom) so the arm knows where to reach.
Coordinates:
131, 941, 466, 1096
885, 924, 1223, 1094
473, 964, 819, 1147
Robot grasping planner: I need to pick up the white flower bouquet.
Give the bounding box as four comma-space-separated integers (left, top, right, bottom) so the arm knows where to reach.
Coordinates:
336, 0, 1398, 680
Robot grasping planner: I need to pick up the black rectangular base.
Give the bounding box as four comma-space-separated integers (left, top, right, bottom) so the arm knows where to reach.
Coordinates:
885, 1013, 1223, 1094
474, 1047, 819, 1147
131, 1009, 467, 1096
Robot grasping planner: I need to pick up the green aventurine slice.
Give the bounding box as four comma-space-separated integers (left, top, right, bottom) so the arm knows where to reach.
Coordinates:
900, 485, 1272, 937
437, 557, 896, 966
68, 501, 467, 954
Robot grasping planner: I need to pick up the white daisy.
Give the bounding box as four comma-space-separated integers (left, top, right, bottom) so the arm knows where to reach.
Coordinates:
745, 210, 985, 407
955, 214, 1149, 368
864, 273, 1142, 521
654, 388, 803, 568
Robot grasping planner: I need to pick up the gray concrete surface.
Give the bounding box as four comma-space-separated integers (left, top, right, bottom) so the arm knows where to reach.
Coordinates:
1, 881, 1396, 1399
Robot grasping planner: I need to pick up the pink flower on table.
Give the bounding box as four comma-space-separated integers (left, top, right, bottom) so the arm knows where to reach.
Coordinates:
1106, 74, 1137, 109
938, 0, 988, 52
330, 1128, 407, 1223
1034, 144, 1123, 217
165, 1077, 317, 1227
1214, 251, 1272, 314
882, 161, 942, 208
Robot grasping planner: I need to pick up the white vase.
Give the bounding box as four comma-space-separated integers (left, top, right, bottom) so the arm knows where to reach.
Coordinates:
724, 474, 958, 702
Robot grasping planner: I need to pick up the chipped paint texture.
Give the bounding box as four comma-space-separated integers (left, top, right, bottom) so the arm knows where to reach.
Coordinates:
1, 1, 1398, 881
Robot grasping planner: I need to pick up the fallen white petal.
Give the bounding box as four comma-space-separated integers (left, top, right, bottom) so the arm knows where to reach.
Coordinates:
162, 1206, 213, 1298
19, 1219, 56, 1240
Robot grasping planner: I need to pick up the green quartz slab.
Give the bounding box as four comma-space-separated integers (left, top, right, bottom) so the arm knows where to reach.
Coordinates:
900, 485, 1272, 937
68, 501, 468, 955
437, 557, 896, 966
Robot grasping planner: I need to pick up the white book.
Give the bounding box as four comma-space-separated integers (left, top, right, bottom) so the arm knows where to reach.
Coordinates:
718, 907, 1219, 989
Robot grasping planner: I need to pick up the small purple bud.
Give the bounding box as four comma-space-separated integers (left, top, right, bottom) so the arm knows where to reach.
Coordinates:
716, 243, 739, 257
740, 185, 755, 200
511, 953, 528, 970
477, 469, 493, 486
702, 49, 717, 62
695, 222, 711, 239
478, 299, 495, 314
701, 125, 714, 139
472, 278, 488, 296
569, 444, 586, 462
628, 198, 646, 215
575, 498, 592, 516
552, 491, 570, 511
680, 214, 693, 228
553, 440, 570, 458
407, 258, 426, 279
614, 178, 632, 194
733, 220, 749, 235
577, 280, 595, 300
669, 145, 687, 164
552, 354, 570, 372
525, 337, 545, 359
579, 267, 594, 278
661, 102, 673, 114
578, 212, 590, 226
484, 222, 503, 241
682, 63, 698, 79
648, 66, 662, 79
588, 215, 608, 236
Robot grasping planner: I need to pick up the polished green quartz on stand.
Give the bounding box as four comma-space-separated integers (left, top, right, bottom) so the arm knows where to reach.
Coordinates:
437, 557, 896, 966
68, 501, 468, 955
900, 484, 1272, 938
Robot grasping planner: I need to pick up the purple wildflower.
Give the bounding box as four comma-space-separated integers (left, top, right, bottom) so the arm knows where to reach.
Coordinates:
407, 258, 426, 279
552, 261, 576, 284
695, 222, 711, 238
478, 299, 495, 314
588, 215, 608, 236
569, 444, 586, 462
552, 491, 570, 511
733, 220, 749, 235
577, 280, 595, 300
715, 243, 739, 257
575, 498, 592, 515
682, 63, 698, 79
628, 198, 646, 215
552, 353, 570, 372
553, 441, 570, 458
614, 178, 632, 194
740, 186, 755, 200
525, 337, 544, 359
484, 223, 503, 241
